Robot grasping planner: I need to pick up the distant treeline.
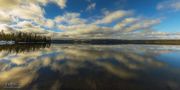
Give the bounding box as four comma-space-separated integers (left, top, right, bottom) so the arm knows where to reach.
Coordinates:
52, 39, 180, 45
0, 31, 51, 43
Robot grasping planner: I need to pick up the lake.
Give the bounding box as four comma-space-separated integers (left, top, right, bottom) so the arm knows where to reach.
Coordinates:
0, 44, 180, 90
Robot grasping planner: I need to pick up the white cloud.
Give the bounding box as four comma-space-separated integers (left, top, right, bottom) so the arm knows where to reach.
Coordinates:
123, 19, 161, 32
86, 3, 96, 11
0, 2, 45, 25
55, 16, 161, 39
57, 24, 112, 38
114, 18, 138, 30
45, 19, 55, 28
0, 11, 11, 24
0, 0, 20, 9
16, 21, 33, 28
55, 13, 86, 25
157, 0, 180, 11
53, 9, 161, 39
18, 26, 49, 34
52, 0, 67, 9
32, 0, 49, 5
10, 3, 44, 20
0, 24, 16, 33
94, 10, 132, 24
0, 0, 67, 24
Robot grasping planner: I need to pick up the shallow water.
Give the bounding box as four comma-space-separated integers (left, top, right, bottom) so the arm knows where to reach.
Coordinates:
0, 44, 180, 90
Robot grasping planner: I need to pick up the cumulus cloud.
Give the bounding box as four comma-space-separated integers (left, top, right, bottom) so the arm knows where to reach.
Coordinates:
2, 20, 50, 34
16, 21, 33, 28
114, 18, 138, 30
94, 10, 132, 24
18, 26, 49, 34
0, 0, 67, 24
55, 10, 160, 39
55, 13, 86, 25
10, 3, 44, 20
0, 11, 11, 24
0, 0, 20, 9
45, 19, 55, 28
0, 0, 50, 33
123, 19, 161, 32
157, 0, 180, 11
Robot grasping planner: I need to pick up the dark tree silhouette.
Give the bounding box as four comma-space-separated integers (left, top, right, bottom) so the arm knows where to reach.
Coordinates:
0, 30, 51, 43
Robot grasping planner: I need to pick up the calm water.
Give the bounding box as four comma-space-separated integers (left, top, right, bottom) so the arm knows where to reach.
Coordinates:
0, 44, 180, 90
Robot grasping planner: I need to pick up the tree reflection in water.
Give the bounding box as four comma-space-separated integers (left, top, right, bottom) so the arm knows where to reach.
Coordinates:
0, 43, 51, 53
0, 44, 180, 90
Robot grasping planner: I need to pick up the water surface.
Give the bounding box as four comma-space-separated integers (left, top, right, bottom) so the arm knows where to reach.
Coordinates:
0, 44, 180, 90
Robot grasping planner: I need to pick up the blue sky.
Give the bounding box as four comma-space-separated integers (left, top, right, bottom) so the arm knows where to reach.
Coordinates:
0, 0, 180, 39
44, 0, 161, 17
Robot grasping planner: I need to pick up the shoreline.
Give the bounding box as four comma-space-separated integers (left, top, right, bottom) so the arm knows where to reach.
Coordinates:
51, 39, 180, 45
1, 39, 180, 45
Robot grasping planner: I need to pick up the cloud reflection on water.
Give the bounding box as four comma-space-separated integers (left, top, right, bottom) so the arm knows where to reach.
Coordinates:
0, 44, 180, 90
